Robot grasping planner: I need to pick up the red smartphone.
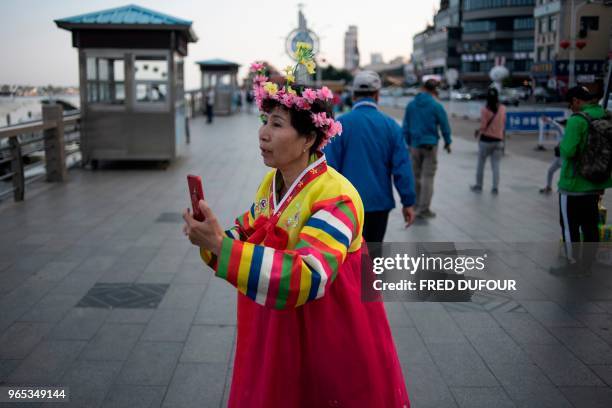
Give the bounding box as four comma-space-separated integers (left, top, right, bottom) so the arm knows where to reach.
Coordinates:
187, 174, 205, 221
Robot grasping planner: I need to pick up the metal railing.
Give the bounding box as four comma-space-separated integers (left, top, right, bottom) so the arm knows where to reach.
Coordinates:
185, 89, 205, 119
183, 89, 206, 144
0, 105, 80, 202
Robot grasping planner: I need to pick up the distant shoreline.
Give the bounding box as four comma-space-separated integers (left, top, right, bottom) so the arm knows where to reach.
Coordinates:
0, 95, 79, 127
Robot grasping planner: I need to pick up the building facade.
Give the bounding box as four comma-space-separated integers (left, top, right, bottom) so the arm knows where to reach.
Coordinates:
435, 0, 463, 28
460, 0, 535, 86
370, 53, 384, 65
531, 0, 612, 95
344, 25, 360, 71
411, 25, 433, 77
411, 1, 463, 81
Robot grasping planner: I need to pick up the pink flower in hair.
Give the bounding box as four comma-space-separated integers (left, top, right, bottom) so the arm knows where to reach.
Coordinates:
317, 86, 333, 101
254, 85, 266, 100
253, 74, 268, 85
311, 112, 328, 128
295, 98, 311, 110
253, 86, 266, 108
327, 120, 342, 137
280, 92, 295, 108
250, 62, 264, 72
302, 88, 317, 103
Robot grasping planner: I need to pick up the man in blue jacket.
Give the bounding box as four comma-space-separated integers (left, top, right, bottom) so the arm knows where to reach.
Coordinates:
402, 80, 452, 219
324, 71, 416, 243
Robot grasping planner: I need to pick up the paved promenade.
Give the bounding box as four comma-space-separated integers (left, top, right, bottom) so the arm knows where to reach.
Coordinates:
1, 112, 612, 407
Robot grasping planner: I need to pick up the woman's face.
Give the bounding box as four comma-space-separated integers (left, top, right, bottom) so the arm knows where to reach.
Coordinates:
258, 107, 313, 170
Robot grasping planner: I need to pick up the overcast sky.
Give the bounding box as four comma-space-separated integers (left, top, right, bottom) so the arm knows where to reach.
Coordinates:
0, 0, 438, 88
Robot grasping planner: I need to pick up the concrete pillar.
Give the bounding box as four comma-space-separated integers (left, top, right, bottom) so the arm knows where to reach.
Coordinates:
42, 104, 67, 182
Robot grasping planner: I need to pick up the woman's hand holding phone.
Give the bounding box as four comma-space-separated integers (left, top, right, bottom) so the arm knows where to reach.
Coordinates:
182, 199, 224, 256
184, 174, 224, 254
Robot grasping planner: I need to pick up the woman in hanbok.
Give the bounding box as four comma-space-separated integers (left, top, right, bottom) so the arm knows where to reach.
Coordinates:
183, 44, 409, 408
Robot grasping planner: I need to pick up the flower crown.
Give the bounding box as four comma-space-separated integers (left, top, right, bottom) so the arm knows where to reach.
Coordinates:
250, 42, 342, 150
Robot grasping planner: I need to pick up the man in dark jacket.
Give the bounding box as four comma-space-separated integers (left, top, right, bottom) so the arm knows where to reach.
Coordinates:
551, 86, 612, 276
324, 71, 416, 243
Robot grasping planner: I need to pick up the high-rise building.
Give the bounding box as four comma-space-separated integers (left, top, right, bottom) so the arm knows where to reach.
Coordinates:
531, 0, 612, 95
411, 0, 462, 80
370, 53, 384, 65
344, 25, 360, 71
460, 0, 535, 86
411, 25, 434, 76
435, 0, 462, 28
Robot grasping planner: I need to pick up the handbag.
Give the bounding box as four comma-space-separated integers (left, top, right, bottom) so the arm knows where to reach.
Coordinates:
474, 108, 498, 139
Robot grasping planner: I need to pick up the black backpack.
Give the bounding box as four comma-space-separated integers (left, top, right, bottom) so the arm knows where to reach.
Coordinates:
574, 111, 612, 183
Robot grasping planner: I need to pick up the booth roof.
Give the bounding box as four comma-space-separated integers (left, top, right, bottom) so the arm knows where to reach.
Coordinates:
196, 59, 241, 67
55, 4, 197, 41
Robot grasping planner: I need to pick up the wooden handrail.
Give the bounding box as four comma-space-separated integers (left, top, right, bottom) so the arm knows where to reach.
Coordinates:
0, 113, 80, 140
0, 122, 47, 139
0, 108, 80, 202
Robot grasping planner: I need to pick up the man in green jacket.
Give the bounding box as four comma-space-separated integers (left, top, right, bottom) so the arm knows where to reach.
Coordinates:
552, 86, 612, 276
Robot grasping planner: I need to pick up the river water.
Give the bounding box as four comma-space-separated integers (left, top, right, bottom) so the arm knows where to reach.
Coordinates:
0, 95, 80, 127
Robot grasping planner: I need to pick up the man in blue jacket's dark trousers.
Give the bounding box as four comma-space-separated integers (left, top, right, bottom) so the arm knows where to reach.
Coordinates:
402, 80, 452, 219
324, 71, 416, 243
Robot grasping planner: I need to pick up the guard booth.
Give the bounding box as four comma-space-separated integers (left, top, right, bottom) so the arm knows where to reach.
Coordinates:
55, 4, 198, 166
196, 59, 240, 115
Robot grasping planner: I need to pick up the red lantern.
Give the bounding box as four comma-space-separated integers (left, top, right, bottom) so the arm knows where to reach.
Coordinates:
576, 40, 587, 50
560, 40, 570, 49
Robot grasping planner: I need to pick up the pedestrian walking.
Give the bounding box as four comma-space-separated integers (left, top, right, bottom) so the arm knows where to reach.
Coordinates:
235, 89, 243, 112
246, 89, 254, 113
324, 70, 416, 243
550, 85, 612, 277
205, 87, 215, 124
402, 79, 452, 218
539, 117, 568, 194
470, 87, 506, 194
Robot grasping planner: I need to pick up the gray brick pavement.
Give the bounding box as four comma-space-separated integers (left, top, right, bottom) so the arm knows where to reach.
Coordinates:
0, 113, 611, 407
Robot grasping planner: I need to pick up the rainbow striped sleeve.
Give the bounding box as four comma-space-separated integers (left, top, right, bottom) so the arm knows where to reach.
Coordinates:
214, 198, 360, 310
231, 203, 258, 239
200, 203, 258, 267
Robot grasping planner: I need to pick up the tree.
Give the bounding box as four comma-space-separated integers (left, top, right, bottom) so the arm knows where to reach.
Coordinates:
320, 65, 353, 82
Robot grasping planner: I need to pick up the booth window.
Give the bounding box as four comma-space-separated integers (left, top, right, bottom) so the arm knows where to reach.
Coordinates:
219, 74, 231, 86
86, 57, 125, 104
135, 56, 168, 104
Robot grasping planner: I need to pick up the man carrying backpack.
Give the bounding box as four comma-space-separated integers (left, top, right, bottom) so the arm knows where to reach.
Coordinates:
551, 86, 612, 277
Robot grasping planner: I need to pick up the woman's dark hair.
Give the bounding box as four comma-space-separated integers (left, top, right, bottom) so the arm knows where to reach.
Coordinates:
261, 85, 334, 154
486, 87, 499, 113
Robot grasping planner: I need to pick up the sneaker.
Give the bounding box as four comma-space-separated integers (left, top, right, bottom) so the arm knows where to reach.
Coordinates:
491, 188, 499, 195
417, 209, 437, 219
470, 185, 482, 193
539, 187, 552, 194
